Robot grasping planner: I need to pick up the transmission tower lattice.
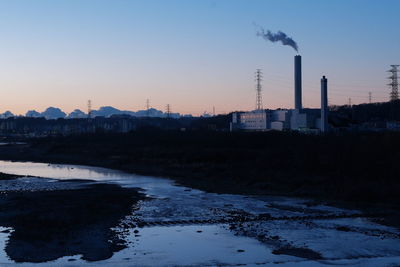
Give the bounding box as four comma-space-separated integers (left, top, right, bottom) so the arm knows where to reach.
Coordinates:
255, 69, 263, 110
388, 65, 399, 101
146, 99, 150, 117
166, 104, 171, 118
369, 92, 372, 104
87, 100, 92, 119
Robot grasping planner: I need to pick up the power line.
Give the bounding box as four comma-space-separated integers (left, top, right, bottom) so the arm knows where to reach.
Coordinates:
265, 80, 387, 96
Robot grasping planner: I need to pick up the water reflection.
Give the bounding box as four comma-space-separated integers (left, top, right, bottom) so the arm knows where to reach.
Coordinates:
0, 161, 131, 181
2, 161, 400, 266
0, 183, 143, 263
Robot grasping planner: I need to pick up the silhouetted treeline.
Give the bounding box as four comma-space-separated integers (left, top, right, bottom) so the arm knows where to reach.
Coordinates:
2, 131, 399, 207
330, 100, 400, 127
0, 115, 231, 136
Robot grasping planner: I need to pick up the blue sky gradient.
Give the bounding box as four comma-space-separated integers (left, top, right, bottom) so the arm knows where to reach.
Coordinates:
0, 0, 399, 115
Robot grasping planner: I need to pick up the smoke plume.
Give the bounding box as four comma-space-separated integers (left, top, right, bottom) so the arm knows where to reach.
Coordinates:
256, 28, 298, 52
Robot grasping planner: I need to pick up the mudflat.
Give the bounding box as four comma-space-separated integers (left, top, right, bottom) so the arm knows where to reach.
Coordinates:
0, 182, 144, 262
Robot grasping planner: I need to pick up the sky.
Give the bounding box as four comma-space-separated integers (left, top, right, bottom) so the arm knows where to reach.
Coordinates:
0, 0, 399, 116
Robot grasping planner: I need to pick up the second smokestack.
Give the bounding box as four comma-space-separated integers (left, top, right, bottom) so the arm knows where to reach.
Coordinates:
321, 76, 329, 132
294, 55, 302, 110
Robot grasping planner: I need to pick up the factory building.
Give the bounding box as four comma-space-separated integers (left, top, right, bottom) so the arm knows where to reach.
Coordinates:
234, 110, 269, 130
230, 55, 330, 133
231, 110, 288, 131
230, 108, 321, 132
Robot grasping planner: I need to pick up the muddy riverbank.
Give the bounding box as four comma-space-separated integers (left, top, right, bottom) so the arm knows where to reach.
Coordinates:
0, 177, 144, 263
0, 172, 25, 180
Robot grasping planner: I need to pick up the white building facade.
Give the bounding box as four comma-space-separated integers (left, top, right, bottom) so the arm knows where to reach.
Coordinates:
230, 108, 322, 132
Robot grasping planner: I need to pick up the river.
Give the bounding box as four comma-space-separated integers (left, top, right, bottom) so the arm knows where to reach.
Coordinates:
0, 160, 399, 266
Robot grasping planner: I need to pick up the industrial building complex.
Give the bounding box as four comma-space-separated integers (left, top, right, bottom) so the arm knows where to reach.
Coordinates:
230, 55, 330, 133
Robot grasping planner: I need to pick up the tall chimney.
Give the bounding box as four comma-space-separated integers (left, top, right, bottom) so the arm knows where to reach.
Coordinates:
294, 55, 302, 110
321, 76, 329, 132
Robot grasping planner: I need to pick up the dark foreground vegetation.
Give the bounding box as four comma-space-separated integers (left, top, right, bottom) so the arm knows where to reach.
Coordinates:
0, 172, 22, 180
1, 130, 399, 209
331, 99, 400, 125
0, 183, 144, 262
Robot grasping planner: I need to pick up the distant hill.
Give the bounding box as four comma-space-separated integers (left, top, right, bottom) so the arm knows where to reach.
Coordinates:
91, 106, 124, 117
67, 109, 87, 119
20, 106, 182, 120
41, 107, 67, 120
0, 111, 14, 119
26, 110, 41, 118
91, 106, 180, 118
